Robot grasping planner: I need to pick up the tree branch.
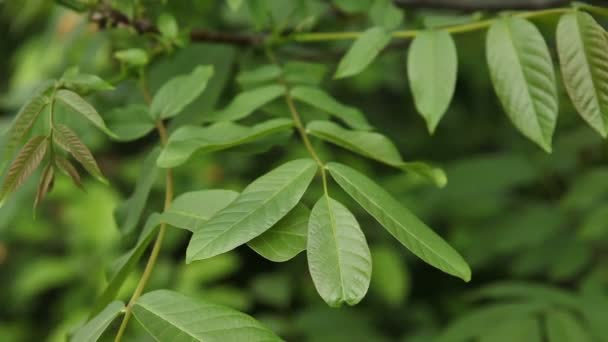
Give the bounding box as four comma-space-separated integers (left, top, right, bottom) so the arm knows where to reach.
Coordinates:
89, 6, 263, 46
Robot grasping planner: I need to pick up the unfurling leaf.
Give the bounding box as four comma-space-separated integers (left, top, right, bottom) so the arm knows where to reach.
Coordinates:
53, 124, 107, 184
290, 86, 372, 130
132, 290, 281, 341
335, 27, 391, 79
186, 159, 317, 262
34, 163, 54, 208
307, 120, 446, 187
327, 162, 471, 281
407, 30, 458, 133
55, 89, 116, 137
205, 85, 286, 122
0, 136, 48, 207
157, 118, 293, 168
150, 65, 214, 119
71, 301, 125, 342
486, 17, 558, 152
307, 195, 371, 307
248, 204, 309, 262
54, 155, 83, 189
557, 11, 608, 137
4, 95, 48, 160
161, 189, 239, 230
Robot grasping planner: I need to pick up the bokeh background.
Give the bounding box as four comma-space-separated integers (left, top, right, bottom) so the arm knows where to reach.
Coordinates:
1, 1, 607, 341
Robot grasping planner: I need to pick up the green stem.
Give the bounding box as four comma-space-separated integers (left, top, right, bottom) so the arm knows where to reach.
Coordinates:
291, 7, 573, 42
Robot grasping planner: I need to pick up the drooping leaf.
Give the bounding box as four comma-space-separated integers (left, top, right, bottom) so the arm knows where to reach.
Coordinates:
335, 27, 391, 79
307, 195, 371, 307
105, 104, 155, 141
369, 0, 403, 30
150, 65, 214, 119
186, 159, 317, 262
290, 86, 371, 130
486, 17, 558, 152
89, 214, 161, 317
307, 120, 446, 187
0, 136, 48, 207
34, 162, 54, 208
4, 95, 48, 160
157, 118, 293, 168
407, 30, 457, 133
157, 13, 178, 39
205, 85, 286, 122
55, 89, 116, 137
132, 290, 281, 341
557, 11, 608, 137
248, 204, 309, 262
53, 124, 107, 184
54, 155, 83, 189
72, 301, 124, 342
545, 310, 592, 342
327, 162, 471, 281
114, 148, 160, 235
236, 64, 282, 86
161, 189, 239, 230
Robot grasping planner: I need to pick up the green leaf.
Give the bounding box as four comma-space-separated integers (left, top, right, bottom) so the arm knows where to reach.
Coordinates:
53, 124, 107, 184
186, 159, 317, 262
479, 317, 541, 342
132, 290, 281, 341
370, 0, 403, 30
557, 11, 608, 137
248, 204, 309, 262
105, 104, 155, 142
114, 148, 160, 235
307, 120, 446, 187
333, 0, 373, 14
227, 0, 243, 11
157, 13, 178, 39
89, 214, 161, 317
470, 282, 580, 309
150, 65, 214, 119
114, 48, 149, 66
60, 73, 114, 94
290, 86, 372, 130
370, 245, 409, 306
4, 95, 48, 160
307, 195, 371, 307
161, 189, 239, 230
0, 136, 48, 207
283, 61, 327, 86
407, 30, 457, 133
157, 118, 293, 168
72, 301, 124, 342
335, 27, 391, 79
205, 85, 286, 122
546, 310, 592, 342
55, 89, 116, 137
486, 17, 558, 152
326, 162, 471, 281
236, 64, 282, 86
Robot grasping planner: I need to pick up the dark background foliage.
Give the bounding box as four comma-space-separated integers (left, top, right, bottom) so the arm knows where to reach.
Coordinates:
0, 0, 607, 341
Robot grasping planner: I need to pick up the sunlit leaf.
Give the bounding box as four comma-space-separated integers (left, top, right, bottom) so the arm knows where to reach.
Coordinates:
205, 85, 286, 122
114, 48, 149, 66
132, 290, 281, 341
248, 204, 309, 262
186, 159, 317, 262
157, 13, 178, 39
157, 118, 293, 168
407, 30, 457, 133
151, 65, 214, 119
307, 195, 371, 307
557, 11, 608, 137
335, 27, 391, 79
55, 89, 116, 137
53, 124, 107, 184
72, 301, 124, 342
486, 17, 558, 152
327, 162, 470, 281
290, 86, 371, 130
161, 189, 239, 230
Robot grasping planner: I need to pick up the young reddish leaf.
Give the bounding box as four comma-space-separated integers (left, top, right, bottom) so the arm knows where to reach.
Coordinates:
0, 136, 48, 206
54, 155, 83, 190
4, 95, 48, 159
53, 124, 107, 184
34, 162, 54, 208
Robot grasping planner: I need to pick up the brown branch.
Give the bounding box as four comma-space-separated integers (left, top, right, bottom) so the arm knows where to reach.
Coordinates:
392, 0, 571, 11
89, 6, 263, 46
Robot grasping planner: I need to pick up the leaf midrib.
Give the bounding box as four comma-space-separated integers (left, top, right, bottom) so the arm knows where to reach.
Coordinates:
324, 195, 347, 303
